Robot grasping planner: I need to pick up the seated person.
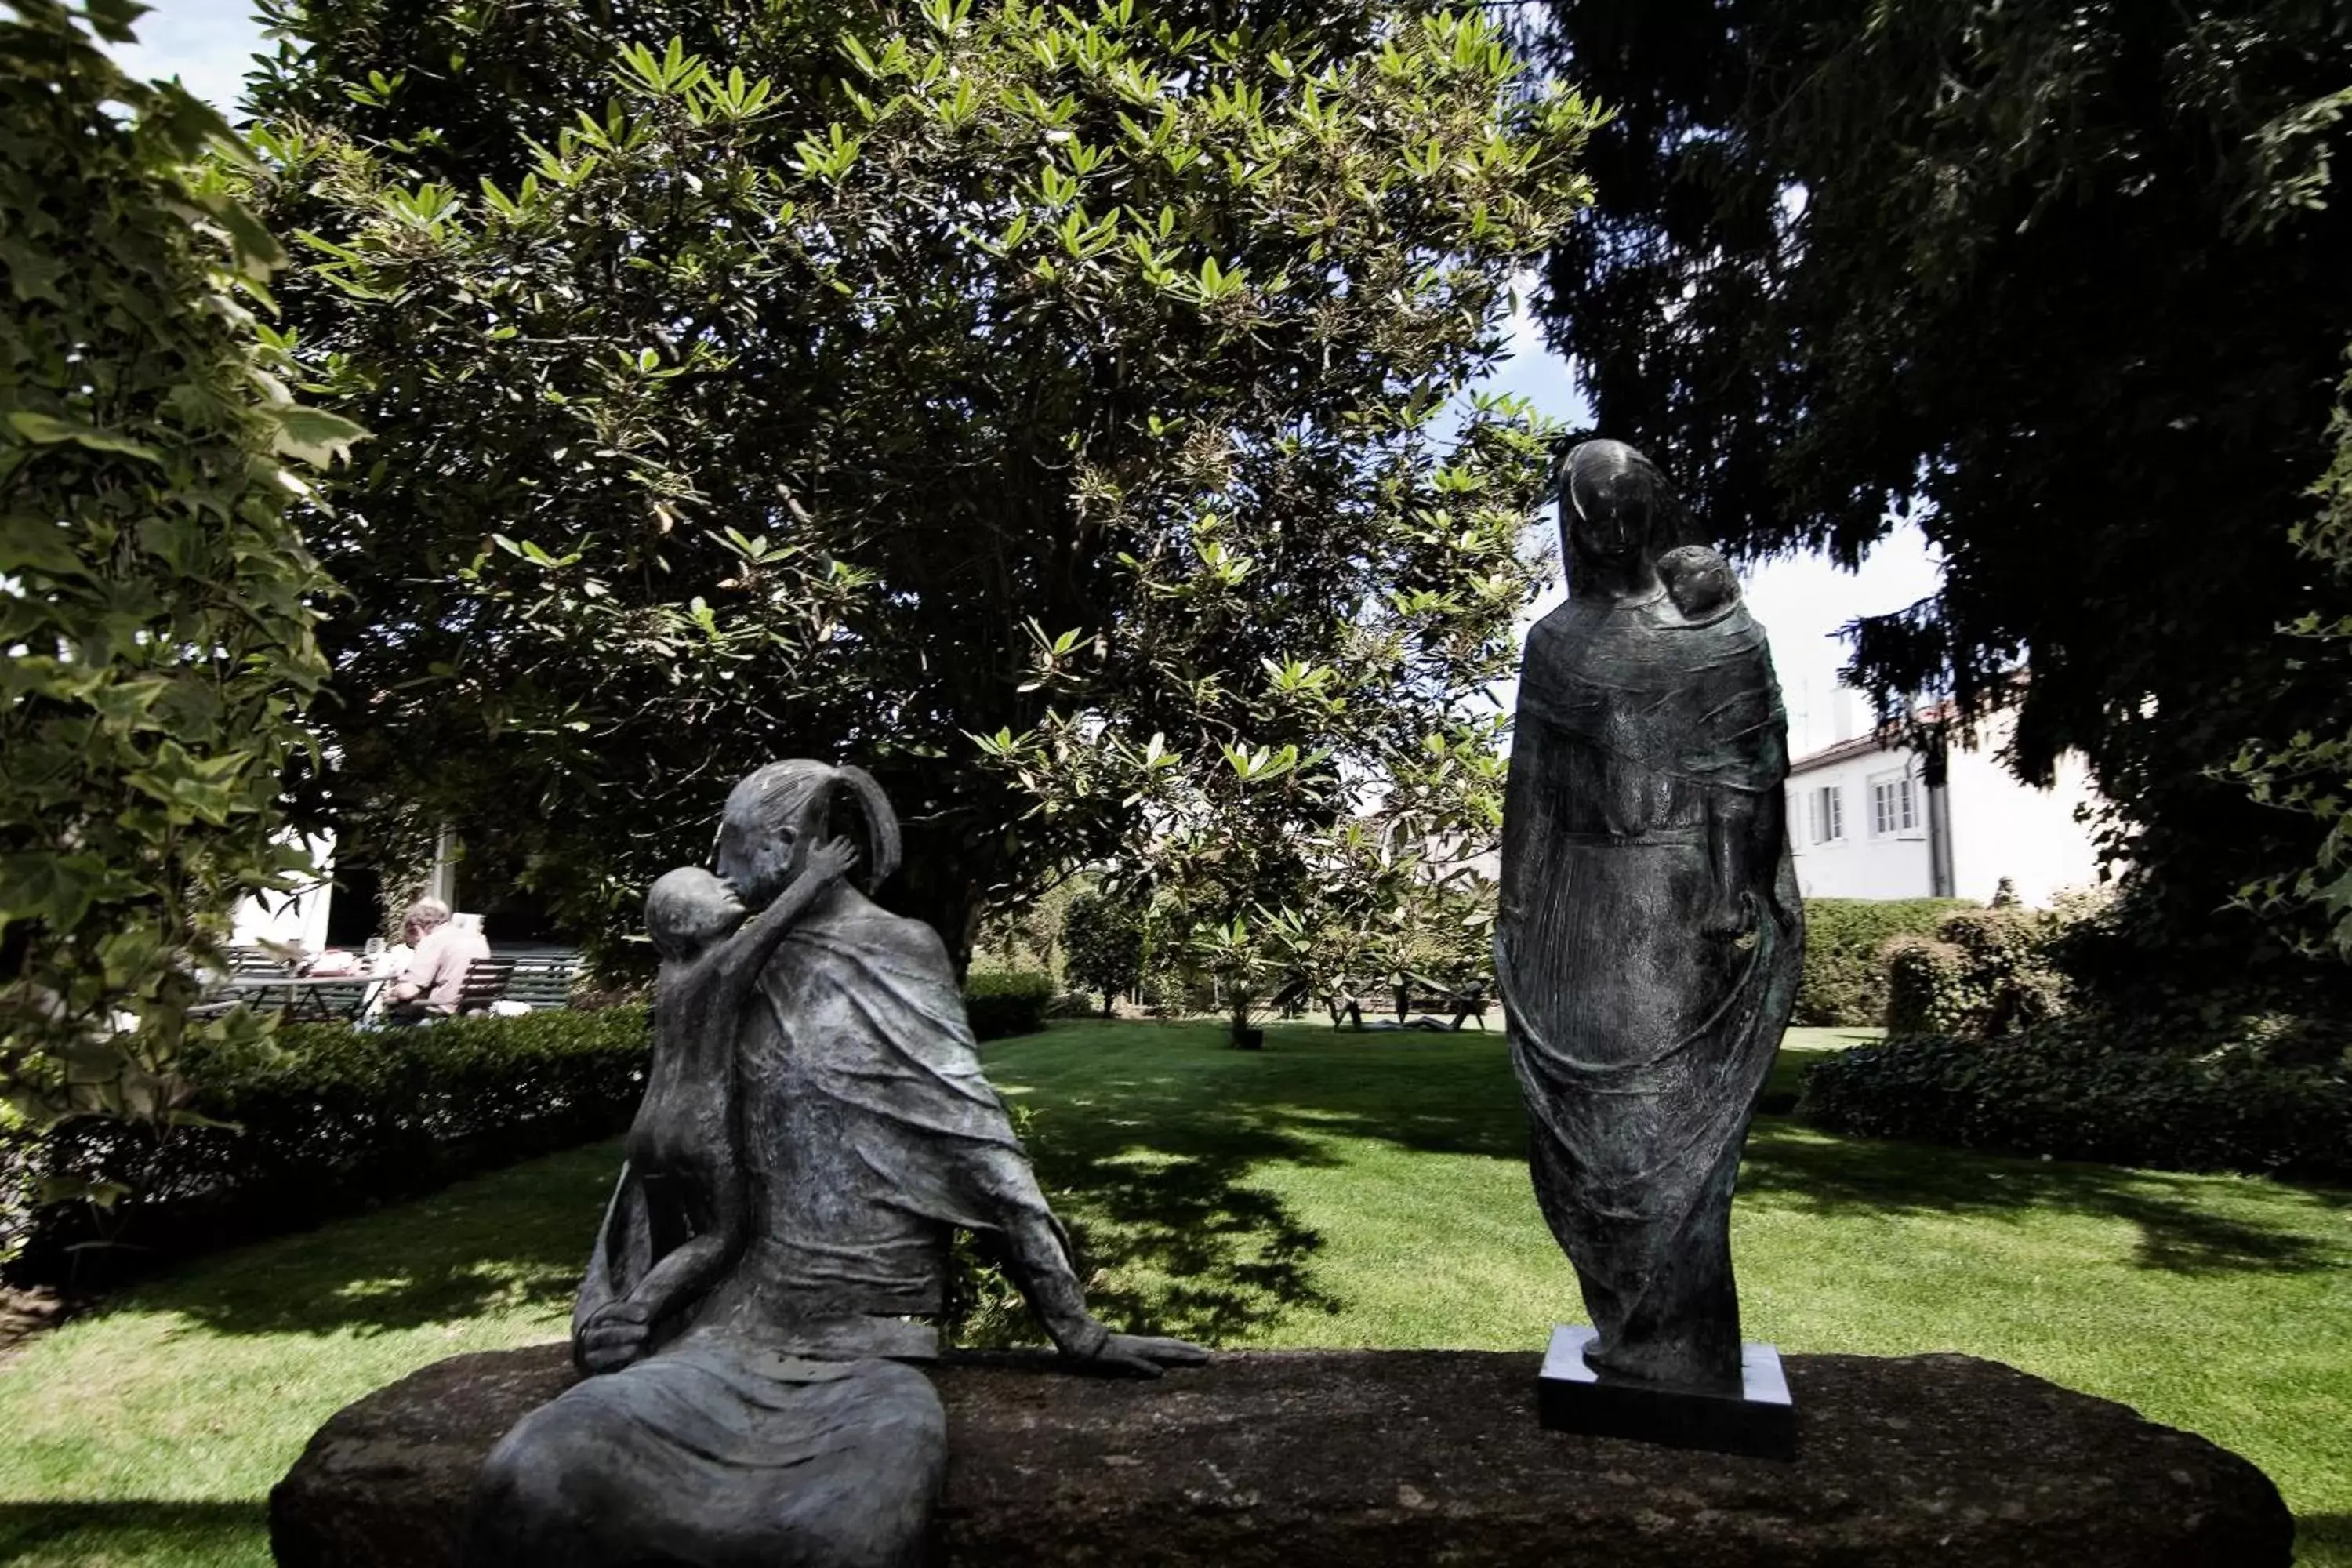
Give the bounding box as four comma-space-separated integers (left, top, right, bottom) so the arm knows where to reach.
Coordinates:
383, 898, 490, 1022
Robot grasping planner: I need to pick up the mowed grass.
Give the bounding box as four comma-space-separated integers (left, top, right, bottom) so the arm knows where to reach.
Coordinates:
1, 1019, 2344, 1565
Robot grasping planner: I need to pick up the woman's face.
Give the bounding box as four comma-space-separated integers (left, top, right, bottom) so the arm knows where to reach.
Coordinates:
715, 791, 821, 908
1568, 470, 1654, 561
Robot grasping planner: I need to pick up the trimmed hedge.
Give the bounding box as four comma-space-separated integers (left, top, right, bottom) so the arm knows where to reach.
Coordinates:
4, 969, 1069, 1284
964, 969, 1055, 1041
1798, 1026, 2352, 1181
2, 1007, 652, 1286
1795, 898, 1973, 1026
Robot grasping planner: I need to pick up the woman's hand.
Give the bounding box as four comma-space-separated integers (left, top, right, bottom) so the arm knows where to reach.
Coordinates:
803, 835, 860, 886
577, 1299, 655, 1374
1072, 1330, 1211, 1379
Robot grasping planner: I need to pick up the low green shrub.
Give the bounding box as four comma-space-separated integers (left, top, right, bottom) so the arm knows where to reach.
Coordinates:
2, 1007, 651, 1285
1882, 935, 1971, 1035
1797, 1025, 2352, 1181
1884, 903, 2071, 1037
964, 970, 1055, 1041
1795, 898, 1972, 1026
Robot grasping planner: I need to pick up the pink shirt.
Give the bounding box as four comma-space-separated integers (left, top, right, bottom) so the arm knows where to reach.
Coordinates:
401, 923, 490, 1014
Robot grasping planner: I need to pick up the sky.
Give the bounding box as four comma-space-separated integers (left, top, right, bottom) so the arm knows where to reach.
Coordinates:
107, 1, 1946, 761
103, 0, 273, 112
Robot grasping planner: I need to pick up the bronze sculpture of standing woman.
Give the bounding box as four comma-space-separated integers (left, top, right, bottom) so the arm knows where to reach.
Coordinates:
1497, 439, 1803, 1417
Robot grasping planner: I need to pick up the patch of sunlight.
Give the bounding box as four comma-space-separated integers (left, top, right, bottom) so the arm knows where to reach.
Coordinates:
1094, 1148, 1192, 1171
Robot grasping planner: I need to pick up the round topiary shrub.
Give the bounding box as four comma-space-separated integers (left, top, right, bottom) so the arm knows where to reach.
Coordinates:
1796, 898, 1973, 1026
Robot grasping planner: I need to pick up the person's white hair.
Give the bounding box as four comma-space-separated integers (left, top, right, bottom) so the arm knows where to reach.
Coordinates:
402, 897, 452, 935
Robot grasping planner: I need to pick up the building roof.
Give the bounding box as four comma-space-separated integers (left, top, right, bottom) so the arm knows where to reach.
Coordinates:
1788, 728, 1900, 776
1787, 695, 1963, 779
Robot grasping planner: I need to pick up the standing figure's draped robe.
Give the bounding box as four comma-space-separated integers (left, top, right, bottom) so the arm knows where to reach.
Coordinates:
466, 891, 1082, 1568
1497, 587, 1802, 1393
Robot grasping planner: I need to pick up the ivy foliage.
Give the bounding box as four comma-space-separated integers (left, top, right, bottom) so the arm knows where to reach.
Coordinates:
0, 0, 362, 1140
243, 0, 1602, 965
1532, 0, 2352, 996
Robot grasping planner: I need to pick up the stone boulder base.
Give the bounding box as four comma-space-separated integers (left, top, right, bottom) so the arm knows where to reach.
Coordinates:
270, 1345, 2290, 1567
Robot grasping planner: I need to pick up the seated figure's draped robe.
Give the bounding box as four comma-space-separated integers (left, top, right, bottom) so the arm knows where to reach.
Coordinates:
467, 891, 1080, 1568
1497, 586, 1802, 1393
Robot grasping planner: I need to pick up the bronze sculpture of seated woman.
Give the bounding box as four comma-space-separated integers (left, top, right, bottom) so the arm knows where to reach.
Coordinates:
465, 760, 1204, 1568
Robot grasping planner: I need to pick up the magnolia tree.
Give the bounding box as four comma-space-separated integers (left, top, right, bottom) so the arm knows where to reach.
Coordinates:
245, 0, 1600, 967
996, 721, 1517, 1044
0, 0, 360, 1167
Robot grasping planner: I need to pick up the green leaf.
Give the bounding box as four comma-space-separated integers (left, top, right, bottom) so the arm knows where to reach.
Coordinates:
6, 412, 163, 463
0, 512, 94, 578
0, 853, 136, 932
266, 405, 368, 467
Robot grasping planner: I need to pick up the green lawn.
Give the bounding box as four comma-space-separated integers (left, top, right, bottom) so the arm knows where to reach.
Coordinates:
1, 1020, 2343, 1566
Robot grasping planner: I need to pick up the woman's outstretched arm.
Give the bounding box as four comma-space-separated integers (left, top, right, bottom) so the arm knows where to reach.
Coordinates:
971, 1149, 1210, 1377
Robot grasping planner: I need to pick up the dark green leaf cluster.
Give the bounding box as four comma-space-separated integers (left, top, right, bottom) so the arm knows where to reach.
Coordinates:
1534, 0, 2352, 995
1792, 896, 1971, 1027
941, 1095, 1047, 1348
2231, 352, 2352, 958
1798, 1025, 2352, 1182
243, 0, 1602, 965
1, 1004, 650, 1282
2051, 880, 2352, 1065
0, 0, 359, 1134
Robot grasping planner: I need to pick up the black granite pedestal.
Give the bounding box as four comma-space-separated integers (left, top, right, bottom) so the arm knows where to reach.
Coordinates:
1537, 1324, 1798, 1460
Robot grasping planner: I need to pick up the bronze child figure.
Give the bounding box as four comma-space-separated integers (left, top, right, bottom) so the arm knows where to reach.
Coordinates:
575, 837, 859, 1374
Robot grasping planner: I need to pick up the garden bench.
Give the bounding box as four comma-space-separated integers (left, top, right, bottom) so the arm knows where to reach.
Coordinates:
1327, 970, 1489, 1032
498, 951, 579, 1011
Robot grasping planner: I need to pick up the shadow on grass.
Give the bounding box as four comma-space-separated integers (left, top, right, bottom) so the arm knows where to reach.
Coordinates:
1033, 1119, 1345, 1343
2298, 1514, 2352, 1566
0, 1500, 265, 1563
1018, 1024, 2347, 1287
121, 1022, 2348, 1347
1003, 1027, 1555, 1340
1738, 1122, 2349, 1276
142, 1142, 619, 1341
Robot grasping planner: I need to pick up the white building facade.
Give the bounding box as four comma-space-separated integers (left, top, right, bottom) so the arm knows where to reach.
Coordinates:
1784, 711, 2103, 907
228, 832, 337, 952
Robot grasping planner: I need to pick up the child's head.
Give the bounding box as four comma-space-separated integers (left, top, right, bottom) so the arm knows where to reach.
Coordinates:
646, 866, 747, 963
1657, 544, 1739, 620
